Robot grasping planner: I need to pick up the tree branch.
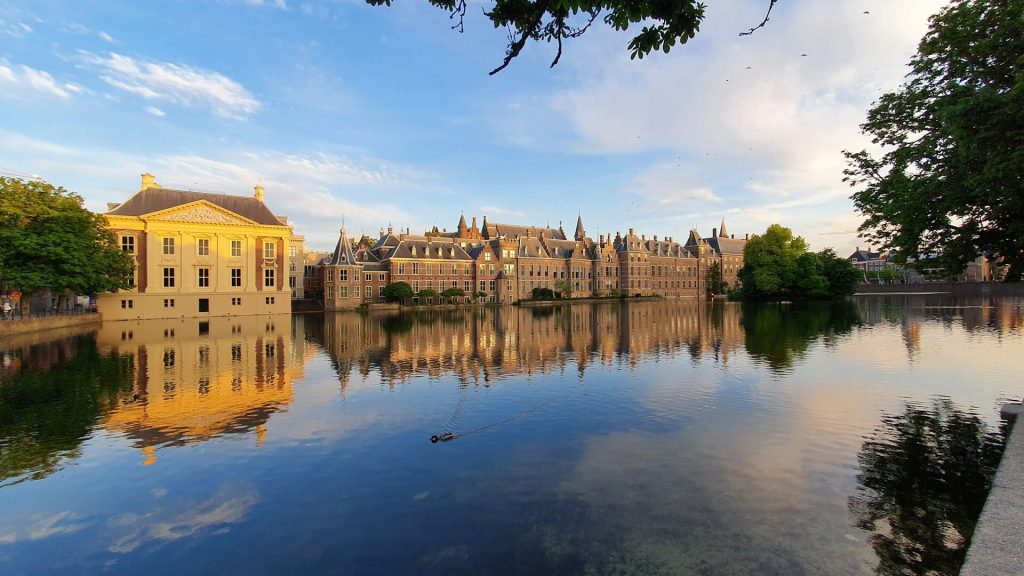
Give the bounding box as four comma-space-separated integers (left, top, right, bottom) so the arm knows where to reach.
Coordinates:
739, 0, 777, 37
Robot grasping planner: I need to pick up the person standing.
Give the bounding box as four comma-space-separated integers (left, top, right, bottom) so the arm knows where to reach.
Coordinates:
2, 300, 11, 320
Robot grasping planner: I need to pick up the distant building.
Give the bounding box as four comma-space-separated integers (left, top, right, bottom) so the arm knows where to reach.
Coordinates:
317, 214, 747, 305
98, 174, 294, 320
848, 247, 890, 273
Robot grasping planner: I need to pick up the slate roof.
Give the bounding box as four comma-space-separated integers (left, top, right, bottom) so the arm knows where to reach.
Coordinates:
849, 249, 883, 262
107, 187, 283, 226
325, 228, 358, 266
389, 239, 472, 261
484, 221, 566, 241
706, 236, 747, 256
517, 237, 550, 258
646, 239, 693, 258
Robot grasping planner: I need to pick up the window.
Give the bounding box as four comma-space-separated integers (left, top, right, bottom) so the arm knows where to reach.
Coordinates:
379, 286, 384, 297
198, 298, 209, 313
398, 263, 406, 275
162, 237, 175, 255
121, 235, 135, 254
484, 252, 491, 261
366, 273, 372, 281
163, 267, 175, 287
198, 268, 209, 287
231, 268, 242, 287
197, 238, 210, 256
340, 286, 348, 298
289, 245, 297, 257
231, 240, 242, 257
480, 280, 486, 292
289, 277, 296, 288
379, 273, 385, 281
264, 241, 276, 259
365, 285, 371, 298
289, 261, 296, 272
327, 286, 334, 299
489, 280, 496, 291
411, 262, 419, 275
340, 269, 349, 281
266, 297, 276, 304
232, 297, 242, 306
163, 299, 175, 308
327, 269, 334, 282
264, 269, 275, 288
121, 299, 133, 309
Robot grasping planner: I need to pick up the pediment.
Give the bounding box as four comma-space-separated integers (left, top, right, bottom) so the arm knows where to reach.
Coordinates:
146, 201, 258, 226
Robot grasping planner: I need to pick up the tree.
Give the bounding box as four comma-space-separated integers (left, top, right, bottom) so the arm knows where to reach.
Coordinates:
844, 0, 1024, 281
0, 177, 134, 314
554, 279, 572, 299
382, 281, 413, 303
850, 399, 1005, 575
531, 287, 555, 300
738, 225, 859, 300
818, 249, 861, 297
366, 0, 776, 75
441, 287, 465, 302
706, 261, 723, 296
417, 288, 439, 302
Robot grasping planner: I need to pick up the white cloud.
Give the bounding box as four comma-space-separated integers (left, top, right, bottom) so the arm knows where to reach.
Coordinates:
98, 31, 114, 43
80, 52, 261, 119
145, 106, 166, 117
0, 60, 73, 100
0, 19, 32, 37
479, 205, 525, 219
0, 512, 86, 544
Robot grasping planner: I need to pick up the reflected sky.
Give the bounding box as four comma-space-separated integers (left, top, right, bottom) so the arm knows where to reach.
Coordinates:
0, 296, 1021, 575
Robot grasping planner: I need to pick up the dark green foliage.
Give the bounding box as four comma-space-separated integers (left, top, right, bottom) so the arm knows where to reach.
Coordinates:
366, 0, 718, 74
417, 288, 439, 301
738, 225, 860, 300
382, 281, 414, 302
741, 301, 861, 373
850, 399, 1006, 575
844, 0, 1024, 281
0, 337, 134, 486
531, 287, 555, 300
441, 287, 465, 302
706, 261, 723, 296
0, 177, 135, 299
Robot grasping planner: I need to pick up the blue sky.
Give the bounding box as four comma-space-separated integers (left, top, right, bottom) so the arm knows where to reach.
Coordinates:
0, 0, 944, 252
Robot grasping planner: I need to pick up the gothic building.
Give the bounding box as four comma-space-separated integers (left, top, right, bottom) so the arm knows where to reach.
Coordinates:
318, 214, 747, 308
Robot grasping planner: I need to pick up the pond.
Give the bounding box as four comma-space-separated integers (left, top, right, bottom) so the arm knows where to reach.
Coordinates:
0, 295, 1021, 575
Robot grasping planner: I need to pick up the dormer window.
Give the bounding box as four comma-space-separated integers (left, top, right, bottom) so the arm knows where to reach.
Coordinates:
411, 246, 417, 257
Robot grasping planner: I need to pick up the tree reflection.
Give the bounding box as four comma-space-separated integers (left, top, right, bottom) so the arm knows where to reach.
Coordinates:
741, 301, 861, 373
850, 399, 1006, 575
0, 337, 133, 486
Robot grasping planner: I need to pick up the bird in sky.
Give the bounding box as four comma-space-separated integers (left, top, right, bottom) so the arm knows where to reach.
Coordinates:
801, 53, 808, 57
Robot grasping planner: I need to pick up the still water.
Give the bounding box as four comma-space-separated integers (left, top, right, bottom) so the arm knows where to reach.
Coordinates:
0, 296, 1021, 575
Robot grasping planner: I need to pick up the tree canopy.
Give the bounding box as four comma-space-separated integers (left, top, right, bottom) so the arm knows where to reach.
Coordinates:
382, 281, 414, 302
366, 0, 776, 75
844, 0, 1024, 281
738, 225, 861, 300
0, 177, 134, 299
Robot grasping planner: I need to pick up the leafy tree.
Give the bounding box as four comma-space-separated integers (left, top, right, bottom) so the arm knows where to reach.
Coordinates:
819, 248, 862, 297
531, 287, 555, 300
441, 287, 465, 302
366, 0, 776, 75
554, 279, 572, 299
0, 177, 134, 314
844, 0, 1024, 281
850, 399, 1005, 575
706, 261, 723, 296
382, 281, 413, 303
417, 288, 439, 302
738, 224, 810, 300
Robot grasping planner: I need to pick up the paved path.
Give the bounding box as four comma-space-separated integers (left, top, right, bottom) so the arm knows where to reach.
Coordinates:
960, 404, 1024, 575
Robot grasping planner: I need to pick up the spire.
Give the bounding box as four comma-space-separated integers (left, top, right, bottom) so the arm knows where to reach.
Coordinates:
574, 212, 586, 241
458, 213, 468, 236
327, 222, 357, 265
719, 218, 728, 238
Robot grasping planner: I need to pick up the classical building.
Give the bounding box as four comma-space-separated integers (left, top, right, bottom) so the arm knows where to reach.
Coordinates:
316, 213, 747, 306
98, 174, 295, 320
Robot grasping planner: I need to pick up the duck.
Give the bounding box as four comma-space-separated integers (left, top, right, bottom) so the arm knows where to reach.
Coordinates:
430, 431, 455, 443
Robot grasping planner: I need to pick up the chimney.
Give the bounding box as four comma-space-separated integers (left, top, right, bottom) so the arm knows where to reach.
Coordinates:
254, 185, 265, 202
712, 227, 717, 237
745, 233, 749, 240
628, 228, 634, 236
140, 173, 159, 190
654, 235, 658, 241
731, 234, 735, 239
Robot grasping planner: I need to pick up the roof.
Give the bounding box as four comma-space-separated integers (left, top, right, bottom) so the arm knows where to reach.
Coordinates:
325, 228, 358, 266
107, 187, 283, 226
706, 236, 747, 256
849, 249, 883, 262
484, 221, 566, 241
389, 239, 472, 261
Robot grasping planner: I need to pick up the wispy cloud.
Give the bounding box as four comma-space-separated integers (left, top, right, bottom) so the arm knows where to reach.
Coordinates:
79, 52, 261, 119
0, 511, 86, 544
98, 31, 114, 43
145, 106, 166, 117
0, 19, 32, 37
0, 60, 73, 100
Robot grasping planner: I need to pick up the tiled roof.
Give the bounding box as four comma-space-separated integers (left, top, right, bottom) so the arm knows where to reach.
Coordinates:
326, 229, 358, 266
389, 239, 472, 261
706, 236, 747, 256
107, 187, 283, 226
485, 222, 567, 241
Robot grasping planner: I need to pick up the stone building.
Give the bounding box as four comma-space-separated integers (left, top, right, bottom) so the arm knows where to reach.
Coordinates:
98, 174, 294, 320
317, 213, 746, 306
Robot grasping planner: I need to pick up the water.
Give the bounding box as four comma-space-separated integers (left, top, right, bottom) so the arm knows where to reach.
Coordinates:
0, 295, 1021, 575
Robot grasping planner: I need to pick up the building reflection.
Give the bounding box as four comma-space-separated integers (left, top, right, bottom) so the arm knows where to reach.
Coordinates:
95, 314, 309, 464
310, 301, 747, 391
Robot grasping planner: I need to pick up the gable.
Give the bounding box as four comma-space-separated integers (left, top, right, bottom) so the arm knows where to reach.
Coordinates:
145, 201, 260, 226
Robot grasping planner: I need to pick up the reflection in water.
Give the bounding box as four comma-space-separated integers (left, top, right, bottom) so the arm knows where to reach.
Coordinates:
850, 399, 1006, 575
0, 337, 133, 486
0, 297, 1020, 575
742, 300, 862, 373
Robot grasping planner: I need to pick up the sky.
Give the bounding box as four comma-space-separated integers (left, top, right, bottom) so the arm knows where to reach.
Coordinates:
0, 0, 946, 253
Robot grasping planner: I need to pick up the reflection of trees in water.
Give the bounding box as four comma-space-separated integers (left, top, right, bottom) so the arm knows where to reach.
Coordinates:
0, 337, 134, 486
742, 301, 861, 373
850, 399, 1006, 575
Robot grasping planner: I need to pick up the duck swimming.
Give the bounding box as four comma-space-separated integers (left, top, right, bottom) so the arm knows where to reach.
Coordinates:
430, 431, 454, 443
